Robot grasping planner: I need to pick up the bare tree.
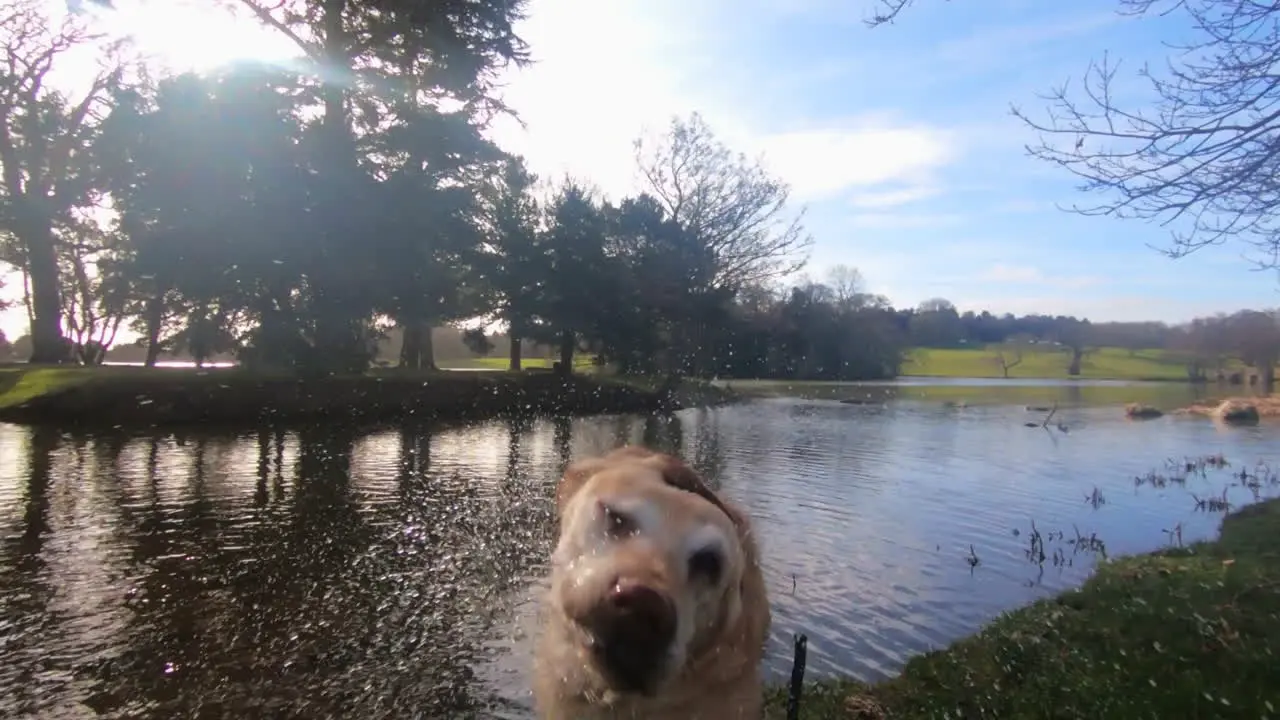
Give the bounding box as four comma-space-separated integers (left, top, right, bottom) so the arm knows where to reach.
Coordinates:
826, 264, 865, 307
0, 0, 122, 362
634, 113, 812, 291
1055, 318, 1093, 376
992, 341, 1024, 379
1006, 1, 1280, 269
867, 1, 1280, 271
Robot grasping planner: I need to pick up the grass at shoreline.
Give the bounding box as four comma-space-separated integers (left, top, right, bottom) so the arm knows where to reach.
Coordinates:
903, 346, 1195, 381
765, 498, 1280, 719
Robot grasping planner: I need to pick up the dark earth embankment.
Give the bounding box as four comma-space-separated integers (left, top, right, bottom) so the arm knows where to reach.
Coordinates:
0, 366, 735, 428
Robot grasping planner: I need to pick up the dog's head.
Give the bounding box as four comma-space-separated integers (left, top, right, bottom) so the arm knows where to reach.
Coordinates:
548, 446, 763, 696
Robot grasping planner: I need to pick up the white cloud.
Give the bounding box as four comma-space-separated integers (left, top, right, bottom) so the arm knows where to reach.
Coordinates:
980, 263, 1043, 283
978, 263, 1102, 289
490, 0, 960, 204
754, 123, 955, 202
488, 0, 709, 199
846, 212, 965, 230
849, 185, 940, 209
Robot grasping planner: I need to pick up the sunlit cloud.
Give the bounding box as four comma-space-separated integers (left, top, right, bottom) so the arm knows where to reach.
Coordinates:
490, 0, 959, 206
754, 123, 955, 202
76, 0, 298, 73
849, 185, 941, 209
846, 212, 965, 230
978, 264, 1102, 289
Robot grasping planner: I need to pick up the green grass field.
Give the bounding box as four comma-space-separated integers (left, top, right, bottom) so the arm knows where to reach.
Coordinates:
902, 345, 1197, 381
766, 496, 1280, 718
0, 356, 601, 410
435, 355, 598, 371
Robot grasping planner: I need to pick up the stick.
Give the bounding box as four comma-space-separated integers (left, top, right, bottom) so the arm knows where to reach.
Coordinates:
786, 633, 808, 720
1041, 402, 1058, 429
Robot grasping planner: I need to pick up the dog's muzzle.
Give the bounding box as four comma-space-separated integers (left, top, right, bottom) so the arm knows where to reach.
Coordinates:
582, 578, 677, 693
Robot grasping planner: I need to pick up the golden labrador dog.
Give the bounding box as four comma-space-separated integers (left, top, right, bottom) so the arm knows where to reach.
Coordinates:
533, 446, 770, 719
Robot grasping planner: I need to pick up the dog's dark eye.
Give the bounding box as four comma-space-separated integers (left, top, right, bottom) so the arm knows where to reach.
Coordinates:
601, 504, 637, 538
687, 548, 723, 583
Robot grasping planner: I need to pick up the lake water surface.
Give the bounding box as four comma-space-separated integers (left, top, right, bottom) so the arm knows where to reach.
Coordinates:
1, 379, 1277, 718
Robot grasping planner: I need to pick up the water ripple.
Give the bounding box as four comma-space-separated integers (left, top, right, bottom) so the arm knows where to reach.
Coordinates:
0, 395, 1277, 717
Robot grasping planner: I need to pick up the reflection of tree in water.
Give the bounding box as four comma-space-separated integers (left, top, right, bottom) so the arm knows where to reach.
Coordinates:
687, 409, 728, 490
4, 418, 563, 718
0, 426, 62, 717
642, 413, 684, 456
82, 433, 238, 717
378, 419, 556, 716
553, 414, 572, 470
76, 425, 380, 718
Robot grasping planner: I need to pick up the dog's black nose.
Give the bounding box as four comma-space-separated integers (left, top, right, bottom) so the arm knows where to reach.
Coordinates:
586, 579, 677, 693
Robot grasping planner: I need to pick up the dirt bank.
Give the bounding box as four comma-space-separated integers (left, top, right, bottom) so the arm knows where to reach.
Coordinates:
0, 366, 735, 428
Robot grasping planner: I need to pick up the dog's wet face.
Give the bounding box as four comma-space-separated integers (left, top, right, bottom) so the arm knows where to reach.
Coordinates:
550, 454, 745, 695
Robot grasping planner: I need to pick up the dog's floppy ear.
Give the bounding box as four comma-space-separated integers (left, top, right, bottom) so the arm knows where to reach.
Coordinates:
606, 445, 709, 495
609, 446, 740, 528
556, 457, 609, 516
557, 446, 670, 516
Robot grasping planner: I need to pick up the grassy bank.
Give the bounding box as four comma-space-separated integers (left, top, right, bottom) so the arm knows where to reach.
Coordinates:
0, 365, 735, 427
903, 346, 1194, 381
765, 498, 1280, 719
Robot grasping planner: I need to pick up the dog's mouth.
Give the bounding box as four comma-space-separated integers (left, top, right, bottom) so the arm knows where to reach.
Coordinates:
578, 581, 677, 694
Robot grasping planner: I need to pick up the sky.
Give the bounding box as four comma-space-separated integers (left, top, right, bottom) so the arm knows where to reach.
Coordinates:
11, 0, 1278, 340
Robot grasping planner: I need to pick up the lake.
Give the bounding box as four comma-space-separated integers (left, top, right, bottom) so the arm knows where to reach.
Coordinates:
1, 379, 1277, 718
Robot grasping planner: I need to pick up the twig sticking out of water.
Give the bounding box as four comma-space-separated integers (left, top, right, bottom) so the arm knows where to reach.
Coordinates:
1162, 523, 1184, 548
786, 634, 808, 720
1041, 403, 1058, 429
1068, 524, 1107, 559
1018, 521, 1107, 570
1193, 487, 1232, 513
1024, 520, 1046, 565
1085, 486, 1107, 509
966, 544, 981, 569
1135, 470, 1188, 489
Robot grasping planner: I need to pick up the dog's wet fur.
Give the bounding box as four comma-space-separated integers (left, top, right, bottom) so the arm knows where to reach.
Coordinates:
533, 446, 771, 719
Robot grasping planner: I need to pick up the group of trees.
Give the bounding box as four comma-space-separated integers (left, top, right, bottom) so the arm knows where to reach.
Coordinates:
8, 0, 908, 379
5, 1, 1280, 385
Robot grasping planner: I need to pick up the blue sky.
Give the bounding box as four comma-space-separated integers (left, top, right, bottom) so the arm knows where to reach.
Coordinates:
493, 0, 1279, 323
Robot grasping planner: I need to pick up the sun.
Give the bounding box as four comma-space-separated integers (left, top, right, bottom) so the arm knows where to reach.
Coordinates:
91, 0, 300, 73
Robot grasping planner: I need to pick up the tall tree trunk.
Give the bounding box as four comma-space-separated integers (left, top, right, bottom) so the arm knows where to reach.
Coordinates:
557, 330, 574, 375
399, 323, 421, 369
420, 325, 436, 371
142, 290, 165, 367
508, 331, 523, 371
1067, 348, 1083, 376
20, 215, 64, 364
398, 323, 436, 371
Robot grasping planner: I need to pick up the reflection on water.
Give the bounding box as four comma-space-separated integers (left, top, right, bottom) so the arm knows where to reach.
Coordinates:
1, 391, 1278, 718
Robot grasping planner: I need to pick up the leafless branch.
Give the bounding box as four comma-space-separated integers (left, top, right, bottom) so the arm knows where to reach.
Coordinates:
1012, 0, 1280, 269
865, 0, 951, 27
634, 113, 812, 290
